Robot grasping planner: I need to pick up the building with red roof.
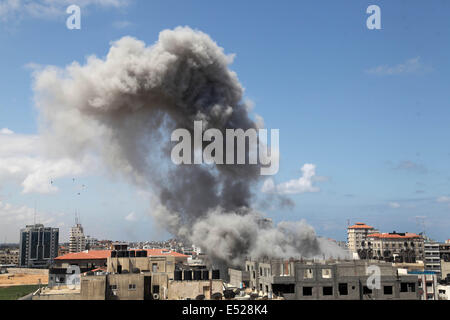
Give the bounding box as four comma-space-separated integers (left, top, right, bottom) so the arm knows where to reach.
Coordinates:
367, 232, 424, 263
53, 249, 189, 270
347, 222, 379, 254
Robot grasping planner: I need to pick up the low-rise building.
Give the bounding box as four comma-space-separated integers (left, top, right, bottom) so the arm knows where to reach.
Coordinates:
0, 249, 19, 265
440, 242, 450, 280
437, 284, 450, 300
408, 271, 439, 300
35, 250, 222, 300
367, 232, 424, 263
239, 258, 419, 300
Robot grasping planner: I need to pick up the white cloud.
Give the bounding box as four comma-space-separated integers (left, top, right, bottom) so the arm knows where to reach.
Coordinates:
0, 128, 14, 135
437, 196, 450, 203
0, 200, 59, 241
388, 202, 401, 209
0, 131, 92, 194
125, 211, 137, 221
366, 57, 432, 76
112, 20, 132, 29
262, 163, 321, 195
0, 0, 131, 21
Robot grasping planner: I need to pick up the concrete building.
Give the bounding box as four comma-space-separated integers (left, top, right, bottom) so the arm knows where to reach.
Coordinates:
85, 236, 99, 250
19, 224, 59, 268
424, 241, 441, 275
347, 222, 378, 254
0, 249, 19, 265
440, 242, 450, 280
238, 258, 419, 300
228, 268, 250, 289
437, 284, 450, 300
54, 250, 111, 270
35, 247, 222, 300
367, 232, 424, 263
168, 278, 223, 300
69, 223, 86, 253
408, 271, 439, 300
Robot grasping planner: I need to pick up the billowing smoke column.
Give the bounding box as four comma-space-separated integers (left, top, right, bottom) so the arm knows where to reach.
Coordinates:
33, 26, 349, 267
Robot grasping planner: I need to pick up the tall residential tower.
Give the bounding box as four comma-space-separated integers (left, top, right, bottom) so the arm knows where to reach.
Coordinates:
19, 224, 59, 268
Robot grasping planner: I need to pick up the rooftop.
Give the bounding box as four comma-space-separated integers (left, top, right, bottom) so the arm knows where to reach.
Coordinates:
348, 222, 375, 229
368, 232, 421, 239
55, 249, 189, 260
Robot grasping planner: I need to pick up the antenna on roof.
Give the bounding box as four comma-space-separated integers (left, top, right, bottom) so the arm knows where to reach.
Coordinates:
415, 216, 426, 237
34, 200, 37, 225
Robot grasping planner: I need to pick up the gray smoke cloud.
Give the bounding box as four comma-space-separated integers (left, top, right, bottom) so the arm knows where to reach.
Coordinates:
33, 26, 349, 267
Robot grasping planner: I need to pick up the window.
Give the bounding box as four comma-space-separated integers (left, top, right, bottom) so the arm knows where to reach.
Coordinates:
363, 286, 372, 294
303, 269, 313, 279
259, 284, 262, 291
152, 263, 158, 273
400, 283, 408, 292
322, 269, 332, 279
383, 286, 393, 295
338, 283, 348, 295
128, 284, 136, 290
110, 284, 118, 290
272, 284, 295, 295
408, 283, 415, 292
260, 268, 263, 276
152, 285, 160, 294
303, 286, 313, 296
323, 286, 333, 296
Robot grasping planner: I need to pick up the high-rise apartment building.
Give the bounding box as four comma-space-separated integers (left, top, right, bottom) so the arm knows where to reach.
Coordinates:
19, 224, 59, 268
347, 222, 378, 254
424, 241, 441, 275
69, 223, 86, 253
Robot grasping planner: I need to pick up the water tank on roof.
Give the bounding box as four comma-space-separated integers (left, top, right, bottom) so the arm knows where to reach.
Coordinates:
132, 268, 140, 274
211, 292, 222, 300
223, 290, 235, 299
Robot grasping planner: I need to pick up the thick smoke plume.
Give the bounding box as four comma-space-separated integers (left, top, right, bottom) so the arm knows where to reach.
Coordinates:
33, 26, 349, 267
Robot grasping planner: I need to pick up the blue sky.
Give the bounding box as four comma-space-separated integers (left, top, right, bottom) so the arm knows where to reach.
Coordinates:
0, 0, 449, 243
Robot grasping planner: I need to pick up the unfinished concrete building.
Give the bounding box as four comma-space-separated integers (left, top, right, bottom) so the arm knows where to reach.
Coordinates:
230, 259, 419, 300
